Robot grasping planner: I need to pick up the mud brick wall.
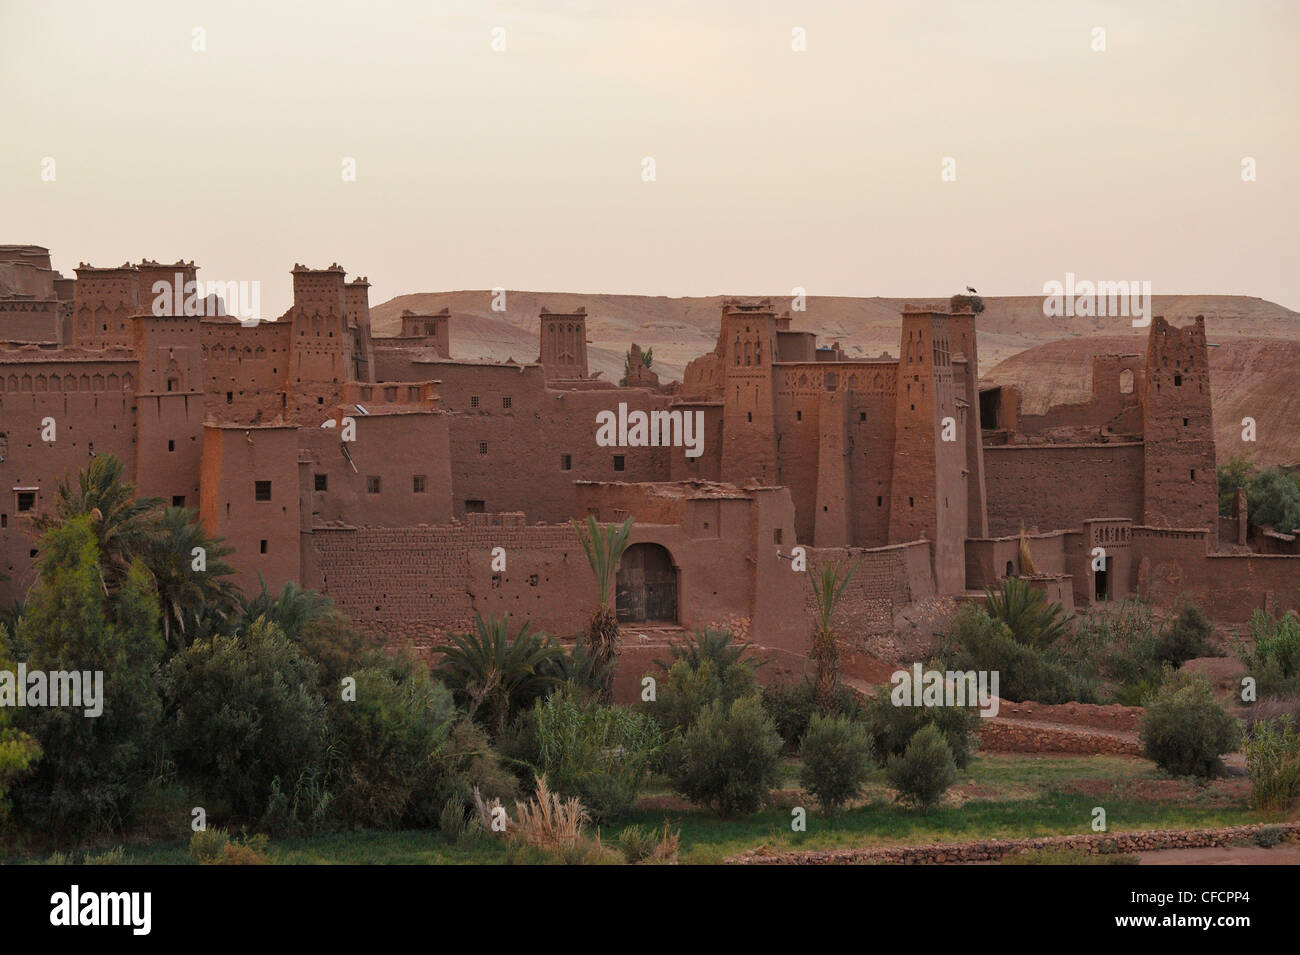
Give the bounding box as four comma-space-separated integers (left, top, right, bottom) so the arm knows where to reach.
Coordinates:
313, 525, 476, 642
311, 522, 598, 644
984, 443, 1144, 536
804, 540, 933, 637
1133, 526, 1300, 621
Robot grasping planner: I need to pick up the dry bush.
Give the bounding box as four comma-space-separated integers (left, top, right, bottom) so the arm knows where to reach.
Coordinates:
476, 775, 616, 863
512, 774, 590, 853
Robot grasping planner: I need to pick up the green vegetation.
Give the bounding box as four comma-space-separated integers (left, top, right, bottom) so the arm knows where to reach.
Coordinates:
939, 603, 1100, 705
809, 559, 860, 714
984, 576, 1072, 649
799, 714, 874, 813
670, 695, 783, 816
1140, 671, 1242, 778
0, 454, 1278, 865
1238, 610, 1300, 698
1243, 715, 1300, 813
885, 724, 959, 811
572, 515, 633, 702
1218, 454, 1300, 533
435, 614, 563, 738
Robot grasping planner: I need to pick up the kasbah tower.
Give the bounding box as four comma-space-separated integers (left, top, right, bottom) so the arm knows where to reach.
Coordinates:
1, 243, 1295, 696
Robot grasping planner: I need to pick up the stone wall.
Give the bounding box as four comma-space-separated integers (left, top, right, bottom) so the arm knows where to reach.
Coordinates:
984, 442, 1144, 536
728, 824, 1300, 865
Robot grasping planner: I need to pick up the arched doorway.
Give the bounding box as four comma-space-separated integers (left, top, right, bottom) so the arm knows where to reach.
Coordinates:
616, 543, 678, 623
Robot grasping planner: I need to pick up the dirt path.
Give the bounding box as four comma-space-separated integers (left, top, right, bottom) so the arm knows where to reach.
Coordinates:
1137, 844, 1300, 865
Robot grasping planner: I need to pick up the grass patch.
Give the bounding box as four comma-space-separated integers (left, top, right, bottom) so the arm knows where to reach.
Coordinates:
4, 754, 1266, 865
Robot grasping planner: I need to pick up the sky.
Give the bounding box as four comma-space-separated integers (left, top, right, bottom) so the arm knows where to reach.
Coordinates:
2, 0, 1297, 318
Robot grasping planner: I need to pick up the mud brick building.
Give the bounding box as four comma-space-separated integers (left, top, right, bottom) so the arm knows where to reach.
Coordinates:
2, 243, 1296, 668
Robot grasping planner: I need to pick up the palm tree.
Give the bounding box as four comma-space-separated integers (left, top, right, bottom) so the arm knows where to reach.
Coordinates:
145, 506, 241, 651
573, 515, 633, 702
809, 558, 861, 714
241, 576, 337, 641
29, 454, 161, 594
984, 576, 1072, 649
436, 614, 563, 737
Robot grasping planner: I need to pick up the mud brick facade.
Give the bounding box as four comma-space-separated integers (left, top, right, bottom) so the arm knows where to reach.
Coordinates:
3, 243, 1296, 669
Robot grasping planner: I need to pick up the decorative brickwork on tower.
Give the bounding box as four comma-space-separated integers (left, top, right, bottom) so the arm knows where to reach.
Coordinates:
1142, 316, 1217, 536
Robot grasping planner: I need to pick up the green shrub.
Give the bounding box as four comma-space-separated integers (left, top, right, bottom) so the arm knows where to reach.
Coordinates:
438, 795, 479, 846
885, 724, 958, 811
798, 714, 874, 813
431, 718, 520, 813
11, 521, 165, 834
617, 825, 656, 864
526, 689, 662, 823
1139, 671, 1242, 777
0, 625, 40, 827
162, 617, 327, 821
1238, 610, 1300, 698
763, 679, 863, 750
941, 604, 1100, 705
862, 681, 980, 770
1157, 605, 1215, 666
326, 655, 457, 829
189, 826, 230, 864
671, 694, 782, 816
1243, 715, 1300, 813
261, 767, 333, 836
651, 630, 762, 735
1253, 825, 1285, 848
1067, 600, 1160, 692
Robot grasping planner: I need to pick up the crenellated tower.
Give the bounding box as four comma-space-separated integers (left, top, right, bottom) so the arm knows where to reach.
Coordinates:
1142, 315, 1217, 535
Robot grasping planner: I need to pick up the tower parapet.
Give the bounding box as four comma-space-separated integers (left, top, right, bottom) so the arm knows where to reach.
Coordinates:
538, 305, 589, 381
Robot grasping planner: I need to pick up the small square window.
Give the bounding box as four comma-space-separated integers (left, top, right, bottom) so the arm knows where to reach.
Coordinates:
560, 454, 572, 471
465, 499, 486, 514
314, 473, 328, 492
478, 441, 488, 455
255, 481, 272, 502
367, 476, 381, 494
613, 455, 626, 472
413, 475, 427, 494
502, 396, 512, 409
172, 496, 186, 508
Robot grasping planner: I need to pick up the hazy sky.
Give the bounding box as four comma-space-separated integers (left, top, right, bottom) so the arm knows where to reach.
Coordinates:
2, 0, 1297, 318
